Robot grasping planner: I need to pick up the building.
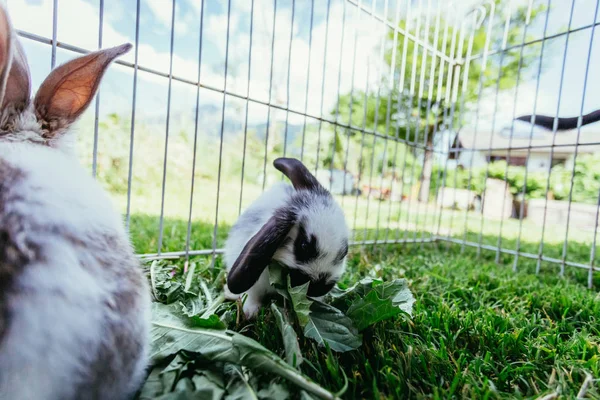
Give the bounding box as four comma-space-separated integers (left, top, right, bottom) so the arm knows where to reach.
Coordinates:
448, 119, 600, 172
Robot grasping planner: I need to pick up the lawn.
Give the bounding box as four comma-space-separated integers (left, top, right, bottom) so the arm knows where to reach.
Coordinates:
132, 214, 600, 399
93, 116, 600, 398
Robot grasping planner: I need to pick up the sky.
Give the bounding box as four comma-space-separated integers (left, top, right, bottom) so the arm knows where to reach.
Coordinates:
7, 0, 600, 138
9, 0, 386, 129
475, 0, 600, 128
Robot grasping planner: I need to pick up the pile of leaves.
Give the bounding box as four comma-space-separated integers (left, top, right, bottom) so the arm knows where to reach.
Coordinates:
267, 262, 415, 353
138, 260, 415, 399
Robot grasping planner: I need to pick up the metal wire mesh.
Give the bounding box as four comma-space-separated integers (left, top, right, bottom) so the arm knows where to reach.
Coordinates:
12, 0, 600, 289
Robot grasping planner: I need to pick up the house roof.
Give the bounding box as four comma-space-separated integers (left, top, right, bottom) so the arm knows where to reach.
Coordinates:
451, 119, 600, 157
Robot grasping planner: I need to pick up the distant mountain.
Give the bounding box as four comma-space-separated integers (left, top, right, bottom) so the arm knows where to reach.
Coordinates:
129, 105, 311, 145
251, 122, 305, 143
190, 105, 309, 144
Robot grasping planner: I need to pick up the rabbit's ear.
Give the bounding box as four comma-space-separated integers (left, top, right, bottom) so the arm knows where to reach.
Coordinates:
227, 207, 296, 294
0, 4, 31, 110
274, 157, 324, 191
0, 4, 14, 108
2, 38, 31, 109
34, 43, 132, 136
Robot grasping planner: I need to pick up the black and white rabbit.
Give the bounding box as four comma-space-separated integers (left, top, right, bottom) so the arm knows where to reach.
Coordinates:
0, 6, 149, 400
224, 158, 349, 318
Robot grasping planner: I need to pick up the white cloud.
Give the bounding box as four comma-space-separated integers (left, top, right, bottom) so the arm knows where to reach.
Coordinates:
10, 0, 389, 127
205, 0, 386, 123
10, 0, 221, 80
10, 0, 127, 52
184, 0, 204, 15
145, 0, 192, 35
145, 0, 174, 28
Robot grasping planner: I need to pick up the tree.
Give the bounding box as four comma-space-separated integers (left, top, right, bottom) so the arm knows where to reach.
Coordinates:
333, 0, 546, 202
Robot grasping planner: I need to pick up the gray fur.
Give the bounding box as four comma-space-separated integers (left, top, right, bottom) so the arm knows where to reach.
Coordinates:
0, 7, 149, 399
0, 160, 34, 345
0, 159, 149, 399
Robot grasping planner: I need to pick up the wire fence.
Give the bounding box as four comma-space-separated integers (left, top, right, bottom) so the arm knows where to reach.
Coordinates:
13, 0, 600, 288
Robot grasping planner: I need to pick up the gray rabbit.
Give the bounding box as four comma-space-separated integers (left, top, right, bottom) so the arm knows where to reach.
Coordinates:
0, 6, 149, 400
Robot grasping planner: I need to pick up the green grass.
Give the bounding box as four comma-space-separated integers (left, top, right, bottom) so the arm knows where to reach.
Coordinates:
71, 90, 600, 399
86, 112, 600, 398
131, 213, 600, 399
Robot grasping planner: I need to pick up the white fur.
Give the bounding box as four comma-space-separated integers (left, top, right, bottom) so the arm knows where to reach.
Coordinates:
0, 18, 148, 398
0, 139, 121, 232
224, 181, 349, 318
0, 138, 150, 399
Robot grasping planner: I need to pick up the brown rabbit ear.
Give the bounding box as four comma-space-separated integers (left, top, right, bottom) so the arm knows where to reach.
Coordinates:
273, 157, 324, 191
0, 4, 14, 108
3, 39, 31, 109
34, 43, 132, 136
227, 207, 297, 294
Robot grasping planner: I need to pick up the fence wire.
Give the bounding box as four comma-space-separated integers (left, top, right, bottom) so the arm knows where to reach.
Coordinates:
13, 0, 600, 289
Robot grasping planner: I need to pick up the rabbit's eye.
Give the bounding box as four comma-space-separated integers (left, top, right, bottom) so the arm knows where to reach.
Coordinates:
294, 225, 319, 263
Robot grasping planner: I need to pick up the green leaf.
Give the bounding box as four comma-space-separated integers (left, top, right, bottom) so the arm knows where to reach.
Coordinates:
346, 291, 404, 331
258, 381, 290, 400
151, 375, 225, 400
150, 303, 237, 362
179, 297, 205, 318
300, 392, 320, 400
139, 361, 171, 399
138, 354, 226, 400
345, 279, 415, 331
154, 388, 195, 400
326, 285, 348, 299
327, 278, 382, 310
191, 374, 226, 400
160, 354, 190, 390
303, 301, 362, 353
267, 264, 365, 353
331, 278, 415, 314
149, 261, 184, 304
224, 366, 259, 400
149, 303, 337, 400
367, 279, 415, 316
268, 262, 291, 300
188, 314, 227, 330
287, 277, 312, 328
268, 262, 286, 287
157, 297, 226, 331
271, 303, 303, 367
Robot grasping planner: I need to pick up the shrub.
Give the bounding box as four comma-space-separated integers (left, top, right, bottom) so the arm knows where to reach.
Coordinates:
75, 112, 600, 206
430, 157, 600, 205
550, 153, 600, 203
